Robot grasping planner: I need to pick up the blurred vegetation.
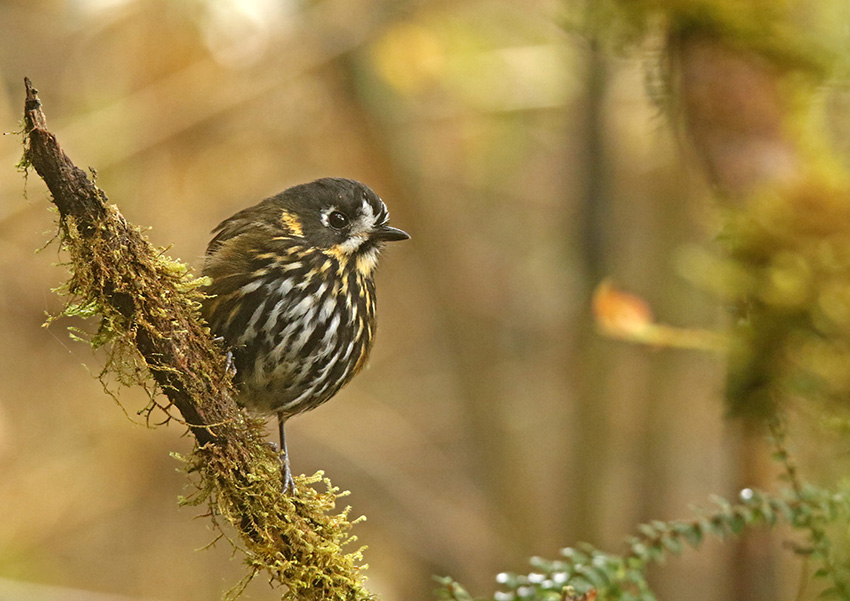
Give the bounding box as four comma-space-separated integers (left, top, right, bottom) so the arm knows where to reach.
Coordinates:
4, 0, 850, 600
436, 0, 850, 599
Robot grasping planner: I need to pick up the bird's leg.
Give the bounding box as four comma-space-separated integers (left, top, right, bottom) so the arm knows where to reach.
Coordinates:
277, 412, 295, 492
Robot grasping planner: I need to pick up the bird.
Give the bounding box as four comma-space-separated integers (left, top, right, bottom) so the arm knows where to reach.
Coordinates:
201, 177, 409, 491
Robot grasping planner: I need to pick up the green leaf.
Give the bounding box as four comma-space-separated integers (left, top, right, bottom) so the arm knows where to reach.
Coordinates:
630, 541, 649, 562
645, 544, 666, 564
770, 497, 793, 520
575, 564, 608, 588
529, 556, 552, 571
759, 503, 777, 526
673, 522, 703, 548
728, 511, 747, 535
661, 535, 683, 556
708, 515, 728, 538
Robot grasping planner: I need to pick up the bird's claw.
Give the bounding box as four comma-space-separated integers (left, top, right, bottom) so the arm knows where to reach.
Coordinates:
280, 452, 296, 493
211, 336, 238, 377
223, 349, 237, 377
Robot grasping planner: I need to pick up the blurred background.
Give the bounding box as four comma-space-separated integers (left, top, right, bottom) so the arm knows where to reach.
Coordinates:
0, 0, 836, 600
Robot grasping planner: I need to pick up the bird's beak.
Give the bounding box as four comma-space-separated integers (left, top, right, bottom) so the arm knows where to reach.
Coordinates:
372, 225, 410, 242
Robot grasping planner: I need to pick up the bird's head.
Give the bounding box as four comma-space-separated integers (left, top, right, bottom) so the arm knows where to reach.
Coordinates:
206, 178, 408, 279
275, 178, 408, 274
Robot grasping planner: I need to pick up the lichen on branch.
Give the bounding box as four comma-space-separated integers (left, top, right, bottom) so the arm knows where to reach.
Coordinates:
21, 78, 371, 601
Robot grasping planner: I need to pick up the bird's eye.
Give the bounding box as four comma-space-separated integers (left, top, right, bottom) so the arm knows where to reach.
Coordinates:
328, 211, 349, 230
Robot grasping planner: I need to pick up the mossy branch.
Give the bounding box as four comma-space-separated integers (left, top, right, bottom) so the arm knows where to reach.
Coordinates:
21, 78, 372, 601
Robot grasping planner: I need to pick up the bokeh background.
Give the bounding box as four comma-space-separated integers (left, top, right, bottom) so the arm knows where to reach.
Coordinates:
1, 1, 843, 600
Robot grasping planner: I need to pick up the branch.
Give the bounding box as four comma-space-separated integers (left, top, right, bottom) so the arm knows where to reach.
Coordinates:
22, 78, 371, 601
